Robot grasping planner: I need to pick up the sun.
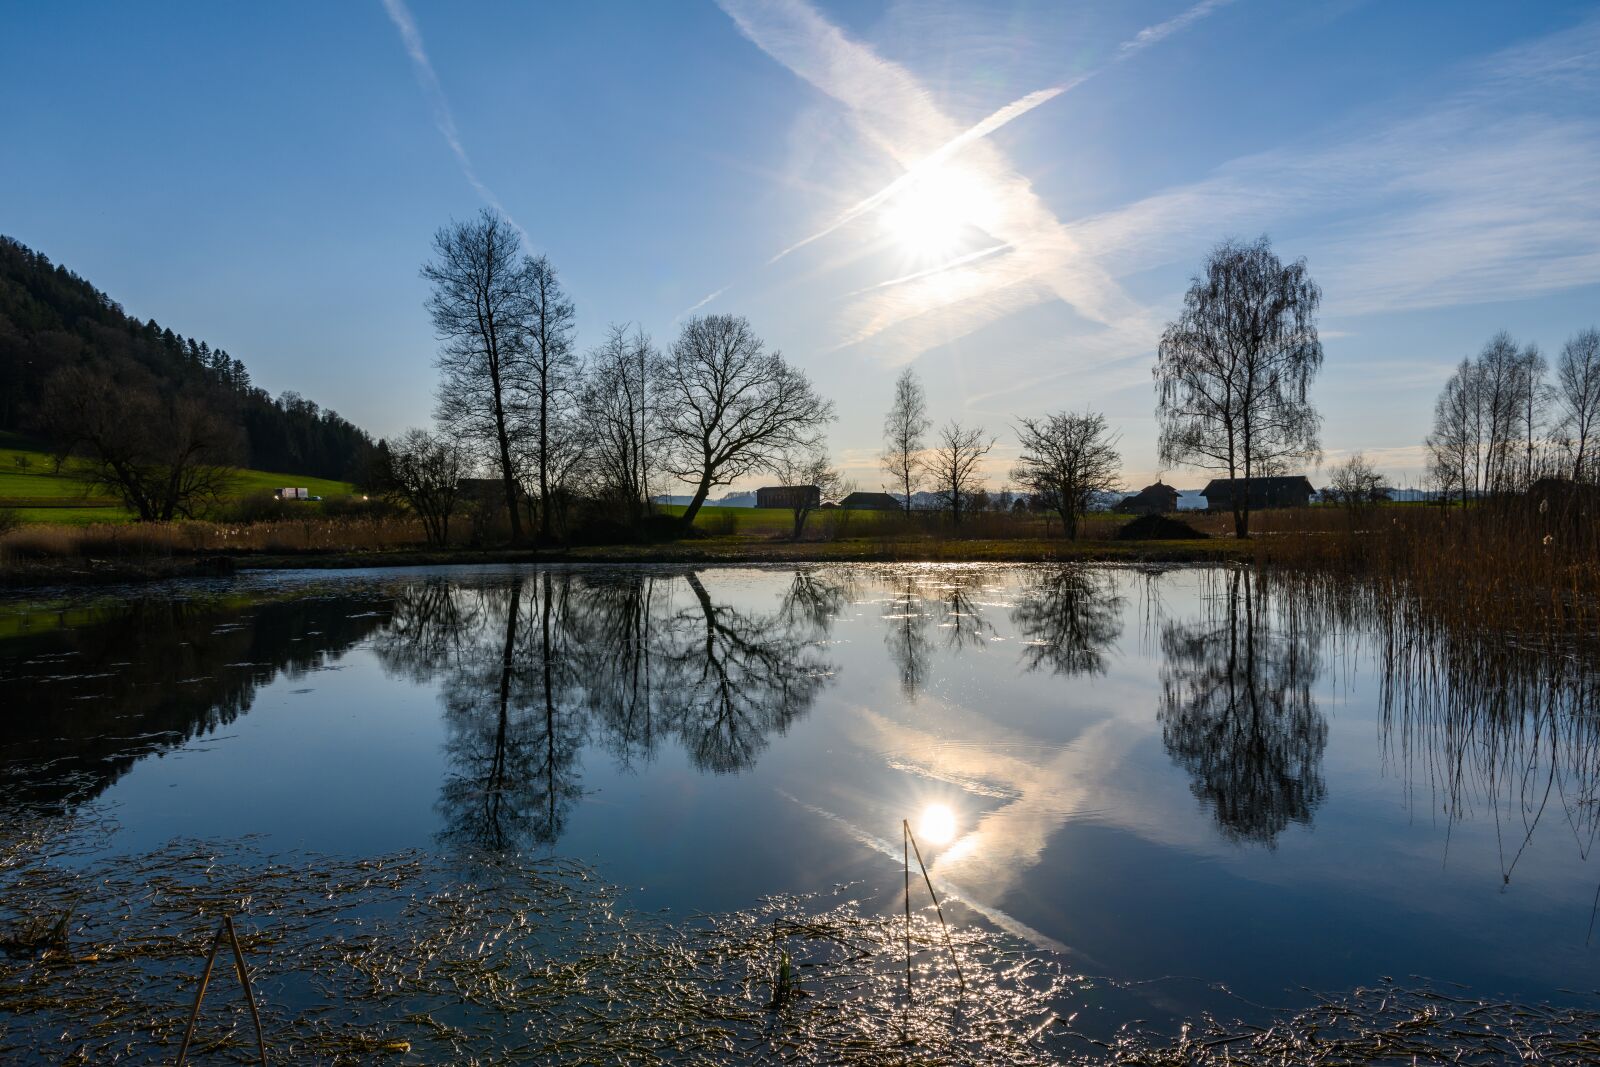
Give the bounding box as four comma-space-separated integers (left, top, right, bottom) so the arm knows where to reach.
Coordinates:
916, 802, 959, 846
878, 166, 993, 262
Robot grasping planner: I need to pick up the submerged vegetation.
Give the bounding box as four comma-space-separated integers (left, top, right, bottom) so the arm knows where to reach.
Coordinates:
4, 804, 1600, 1065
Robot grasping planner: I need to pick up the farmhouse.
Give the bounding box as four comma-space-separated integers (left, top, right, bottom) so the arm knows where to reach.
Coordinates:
839, 491, 902, 511
1119, 481, 1179, 516
1201, 476, 1316, 510
755, 485, 820, 510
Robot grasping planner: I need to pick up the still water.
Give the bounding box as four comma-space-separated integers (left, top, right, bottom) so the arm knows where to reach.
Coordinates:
2, 563, 1596, 1023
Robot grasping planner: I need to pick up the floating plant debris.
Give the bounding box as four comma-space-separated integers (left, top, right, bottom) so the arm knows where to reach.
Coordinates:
4, 805, 1599, 1064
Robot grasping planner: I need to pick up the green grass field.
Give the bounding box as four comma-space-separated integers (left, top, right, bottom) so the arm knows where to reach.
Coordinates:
0, 432, 356, 523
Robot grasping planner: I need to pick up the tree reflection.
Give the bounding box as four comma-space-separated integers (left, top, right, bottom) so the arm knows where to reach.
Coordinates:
433, 574, 584, 850
0, 592, 391, 811
1158, 568, 1327, 846
657, 572, 833, 773
1010, 567, 1124, 676
882, 575, 934, 699
373, 568, 841, 848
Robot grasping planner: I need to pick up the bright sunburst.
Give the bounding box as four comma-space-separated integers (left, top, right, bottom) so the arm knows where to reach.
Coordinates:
916, 802, 959, 846
878, 165, 994, 262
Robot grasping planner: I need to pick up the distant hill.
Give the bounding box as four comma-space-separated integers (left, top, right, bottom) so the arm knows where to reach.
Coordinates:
0, 236, 377, 481
650, 490, 758, 508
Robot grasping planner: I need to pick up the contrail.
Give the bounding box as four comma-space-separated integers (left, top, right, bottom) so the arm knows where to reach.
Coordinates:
766, 0, 1237, 264
380, 0, 529, 243
844, 242, 1012, 297
683, 0, 1236, 316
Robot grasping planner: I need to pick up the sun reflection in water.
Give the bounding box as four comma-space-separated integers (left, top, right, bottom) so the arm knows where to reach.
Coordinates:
917, 802, 958, 846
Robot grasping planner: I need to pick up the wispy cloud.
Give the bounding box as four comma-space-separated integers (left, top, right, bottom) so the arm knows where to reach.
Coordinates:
379, 0, 528, 241
688, 0, 1233, 323
714, 0, 1159, 361
963, 16, 1600, 410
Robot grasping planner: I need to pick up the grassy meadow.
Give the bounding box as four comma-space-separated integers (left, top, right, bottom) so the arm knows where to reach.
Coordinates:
0, 432, 356, 524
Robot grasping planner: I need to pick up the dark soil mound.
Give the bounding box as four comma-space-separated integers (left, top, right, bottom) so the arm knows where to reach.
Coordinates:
1116, 514, 1208, 540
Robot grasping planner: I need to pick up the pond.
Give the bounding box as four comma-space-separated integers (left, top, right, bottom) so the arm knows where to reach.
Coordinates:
2, 562, 1597, 1050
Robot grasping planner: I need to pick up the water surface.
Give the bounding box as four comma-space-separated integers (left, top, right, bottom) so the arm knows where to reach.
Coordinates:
3, 562, 1596, 1026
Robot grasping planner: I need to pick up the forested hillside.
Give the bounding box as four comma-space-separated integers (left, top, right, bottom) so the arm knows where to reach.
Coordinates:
0, 236, 376, 480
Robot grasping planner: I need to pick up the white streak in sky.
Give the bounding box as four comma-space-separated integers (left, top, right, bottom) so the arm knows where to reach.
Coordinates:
380, 0, 529, 243
762, 0, 1236, 265
844, 242, 1012, 296
684, 0, 1232, 323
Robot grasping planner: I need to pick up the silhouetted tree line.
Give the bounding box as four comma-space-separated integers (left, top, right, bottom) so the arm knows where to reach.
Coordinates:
1427, 327, 1600, 500
393, 211, 836, 546
0, 236, 379, 488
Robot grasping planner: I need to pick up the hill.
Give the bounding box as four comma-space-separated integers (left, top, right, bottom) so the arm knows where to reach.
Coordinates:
0, 236, 376, 481
0, 432, 354, 523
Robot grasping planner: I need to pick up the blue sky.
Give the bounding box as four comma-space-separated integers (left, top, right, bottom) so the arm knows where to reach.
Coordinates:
4, 1, 1598, 490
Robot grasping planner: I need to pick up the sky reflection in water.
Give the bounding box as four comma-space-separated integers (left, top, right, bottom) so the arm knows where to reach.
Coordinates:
1, 562, 1596, 1020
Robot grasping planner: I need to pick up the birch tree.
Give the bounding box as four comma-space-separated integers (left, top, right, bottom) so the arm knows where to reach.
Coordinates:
1154, 236, 1323, 538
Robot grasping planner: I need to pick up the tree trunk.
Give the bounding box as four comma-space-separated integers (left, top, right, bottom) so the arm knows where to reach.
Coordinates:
680, 473, 714, 529
539, 385, 551, 543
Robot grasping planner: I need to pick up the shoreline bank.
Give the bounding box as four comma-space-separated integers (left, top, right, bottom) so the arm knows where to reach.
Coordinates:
0, 537, 1250, 589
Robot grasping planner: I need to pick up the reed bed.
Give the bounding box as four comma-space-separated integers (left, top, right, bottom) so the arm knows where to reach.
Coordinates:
4, 803, 1598, 1064
0, 516, 434, 561
1253, 499, 1600, 640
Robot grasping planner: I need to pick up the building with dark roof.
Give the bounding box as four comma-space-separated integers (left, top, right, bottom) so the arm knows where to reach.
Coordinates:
1118, 481, 1179, 516
1201, 476, 1316, 510
840, 491, 902, 511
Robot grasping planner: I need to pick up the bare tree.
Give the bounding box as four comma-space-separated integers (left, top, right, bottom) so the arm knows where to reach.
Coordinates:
880, 367, 929, 512
1011, 410, 1122, 539
584, 323, 659, 524
42, 367, 238, 521
1325, 452, 1387, 515
424, 209, 533, 543
1154, 235, 1323, 538
517, 255, 581, 541
1556, 327, 1600, 482
384, 427, 468, 546
928, 420, 994, 526
1516, 343, 1549, 488
771, 447, 851, 539
1425, 332, 1548, 502
1427, 357, 1478, 505
657, 314, 834, 529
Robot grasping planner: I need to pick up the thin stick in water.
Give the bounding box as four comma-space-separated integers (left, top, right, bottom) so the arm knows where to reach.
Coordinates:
905, 819, 965, 990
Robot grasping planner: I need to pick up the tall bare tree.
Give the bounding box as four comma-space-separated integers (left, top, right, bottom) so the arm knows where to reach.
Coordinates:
1011, 410, 1122, 539
383, 427, 468, 546
1154, 235, 1323, 538
1427, 357, 1480, 505
880, 367, 929, 512
424, 209, 533, 543
657, 314, 834, 529
518, 256, 581, 541
1426, 332, 1548, 502
584, 323, 659, 523
928, 420, 994, 526
1556, 327, 1600, 482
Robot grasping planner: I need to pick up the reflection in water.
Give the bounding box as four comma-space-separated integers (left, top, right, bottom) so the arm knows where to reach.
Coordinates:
917, 802, 958, 846
881, 574, 934, 699
372, 568, 840, 850
7, 561, 1600, 938
1011, 567, 1125, 676
0, 593, 391, 809
1371, 594, 1600, 889
1159, 568, 1327, 846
